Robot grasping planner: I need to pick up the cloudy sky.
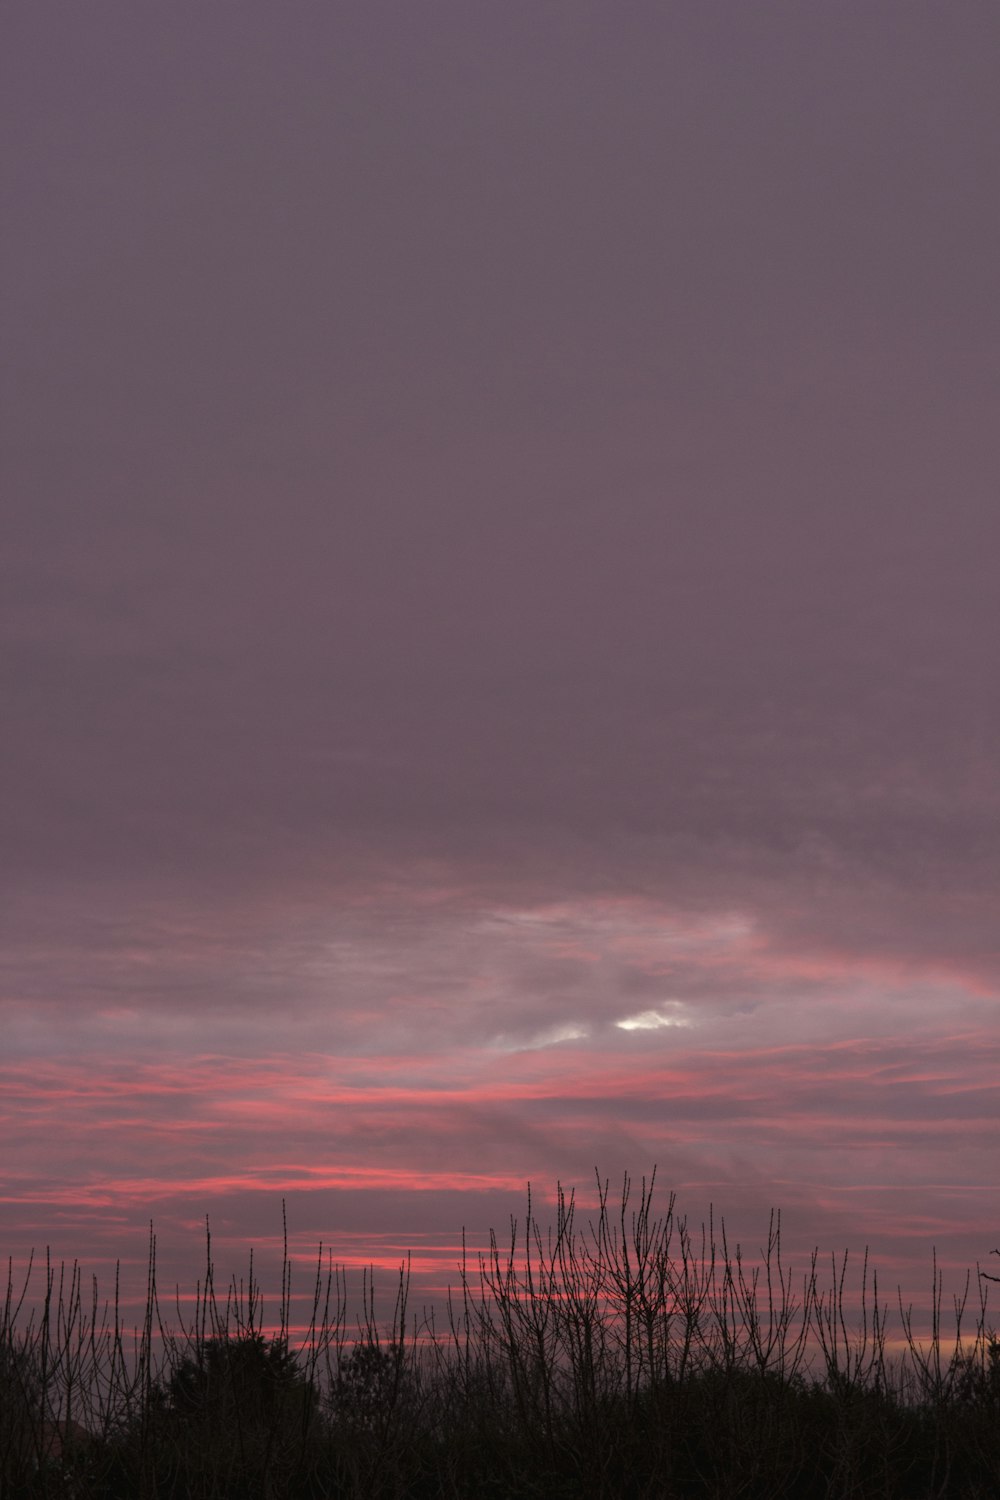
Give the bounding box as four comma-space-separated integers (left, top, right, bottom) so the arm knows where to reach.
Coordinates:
3, 1, 999, 1324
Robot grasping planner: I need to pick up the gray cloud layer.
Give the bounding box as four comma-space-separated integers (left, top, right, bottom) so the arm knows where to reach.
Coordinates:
2, 1, 999, 1301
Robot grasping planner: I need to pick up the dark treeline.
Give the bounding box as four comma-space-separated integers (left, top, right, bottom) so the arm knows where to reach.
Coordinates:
2, 1176, 999, 1498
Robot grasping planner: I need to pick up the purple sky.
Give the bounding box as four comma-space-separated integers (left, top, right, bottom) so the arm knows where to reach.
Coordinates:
3, 1, 999, 1328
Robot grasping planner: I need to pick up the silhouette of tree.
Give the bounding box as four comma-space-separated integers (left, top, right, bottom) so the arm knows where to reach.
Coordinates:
168, 1331, 315, 1432
0, 1335, 42, 1474
137, 1332, 322, 1499
331, 1341, 403, 1432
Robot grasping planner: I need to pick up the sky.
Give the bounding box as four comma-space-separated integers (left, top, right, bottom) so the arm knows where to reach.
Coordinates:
2, 1, 999, 1333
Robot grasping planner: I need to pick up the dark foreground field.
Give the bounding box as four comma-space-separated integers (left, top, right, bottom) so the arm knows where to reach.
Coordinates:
3, 1179, 998, 1498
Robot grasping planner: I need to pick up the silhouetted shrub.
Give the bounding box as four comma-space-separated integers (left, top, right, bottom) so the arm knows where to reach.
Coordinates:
167, 1330, 316, 1430
0, 1334, 42, 1475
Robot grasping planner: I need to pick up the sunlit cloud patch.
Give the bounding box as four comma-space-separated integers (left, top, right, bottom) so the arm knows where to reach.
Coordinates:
615, 1006, 693, 1031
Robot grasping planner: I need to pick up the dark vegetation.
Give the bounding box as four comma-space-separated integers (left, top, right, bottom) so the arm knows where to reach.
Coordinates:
2, 1177, 999, 1498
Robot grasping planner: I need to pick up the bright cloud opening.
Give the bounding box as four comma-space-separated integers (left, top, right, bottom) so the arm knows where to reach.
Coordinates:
616, 1008, 693, 1032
